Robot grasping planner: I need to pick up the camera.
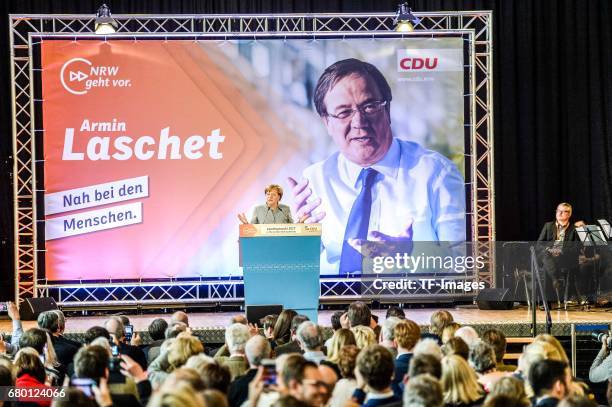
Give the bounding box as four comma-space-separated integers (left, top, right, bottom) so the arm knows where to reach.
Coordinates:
591, 332, 612, 347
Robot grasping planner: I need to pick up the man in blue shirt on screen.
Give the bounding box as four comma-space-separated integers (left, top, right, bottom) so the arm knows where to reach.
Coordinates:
289, 58, 465, 275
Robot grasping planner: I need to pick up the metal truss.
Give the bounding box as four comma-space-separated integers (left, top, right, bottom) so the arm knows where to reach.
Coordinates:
10, 11, 494, 306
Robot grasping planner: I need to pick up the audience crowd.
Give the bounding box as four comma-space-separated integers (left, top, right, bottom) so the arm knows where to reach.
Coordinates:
0, 301, 603, 407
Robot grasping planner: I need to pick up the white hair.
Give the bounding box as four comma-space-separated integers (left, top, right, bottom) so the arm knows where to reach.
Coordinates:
245, 335, 271, 366
455, 326, 480, 348
225, 323, 250, 354
90, 337, 112, 356
381, 317, 401, 342
413, 338, 443, 360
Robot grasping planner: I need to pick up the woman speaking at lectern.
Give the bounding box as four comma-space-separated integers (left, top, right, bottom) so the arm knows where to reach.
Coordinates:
237, 184, 295, 224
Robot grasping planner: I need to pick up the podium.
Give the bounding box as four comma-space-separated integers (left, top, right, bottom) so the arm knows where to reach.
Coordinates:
239, 223, 321, 322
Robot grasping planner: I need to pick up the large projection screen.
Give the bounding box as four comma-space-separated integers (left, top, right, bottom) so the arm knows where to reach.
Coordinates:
39, 34, 469, 280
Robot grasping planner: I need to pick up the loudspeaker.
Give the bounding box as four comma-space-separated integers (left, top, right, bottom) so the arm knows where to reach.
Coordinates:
19, 297, 58, 321
476, 288, 514, 310
246, 304, 283, 325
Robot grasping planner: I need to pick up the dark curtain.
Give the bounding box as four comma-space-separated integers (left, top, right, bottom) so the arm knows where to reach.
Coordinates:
0, 0, 610, 300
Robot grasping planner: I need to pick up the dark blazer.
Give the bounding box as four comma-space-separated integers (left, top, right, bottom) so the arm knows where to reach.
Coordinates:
533, 397, 560, 407
537, 221, 579, 268
538, 221, 578, 243
228, 368, 258, 407
274, 340, 302, 356
392, 353, 412, 397
119, 343, 147, 370
52, 335, 81, 367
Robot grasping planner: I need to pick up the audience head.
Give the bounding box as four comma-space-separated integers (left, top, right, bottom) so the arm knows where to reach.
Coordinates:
442, 336, 469, 360
393, 319, 421, 351
469, 341, 497, 374
356, 345, 395, 391
166, 322, 189, 339
165, 367, 206, 392
18, 328, 48, 355
202, 389, 229, 407
170, 311, 190, 326
403, 373, 443, 407
261, 314, 279, 336
118, 315, 130, 327
455, 326, 480, 348
13, 347, 45, 383
185, 353, 215, 373
0, 364, 13, 387
200, 362, 232, 393
52, 387, 98, 407
231, 315, 248, 325
148, 318, 168, 341
84, 326, 110, 344
408, 353, 442, 379
273, 395, 310, 407
291, 315, 310, 336
488, 376, 530, 407
347, 301, 371, 327
74, 345, 109, 380
282, 355, 326, 407
441, 355, 484, 405
483, 394, 527, 407
534, 334, 570, 363
330, 311, 344, 331
380, 316, 401, 343
296, 322, 324, 352
337, 345, 359, 379
328, 328, 356, 363
413, 338, 443, 361
482, 329, 507, 366
37, 310, 60, 334
225, 323, 250, 355
148, 381, 204, 407
385, 306, 406, 319
273, 309, 298, 343
245, 335, 271, 367
441, 322, 461, 344
104, 316, 125, 342
558, 396, 598, 407
528, 359, 570, 399
351, 325, 377, 349
168, 335, 205, 369
430, 310, 454, 335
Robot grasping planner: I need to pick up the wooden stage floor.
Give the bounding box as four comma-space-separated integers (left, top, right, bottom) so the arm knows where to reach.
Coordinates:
1, 305, 610, 337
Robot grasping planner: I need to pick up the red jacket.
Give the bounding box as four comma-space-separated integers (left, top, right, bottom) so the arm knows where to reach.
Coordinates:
15, 373, 52, 407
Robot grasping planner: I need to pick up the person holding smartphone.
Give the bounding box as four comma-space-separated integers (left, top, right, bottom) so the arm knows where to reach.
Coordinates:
104, 317, 147, 370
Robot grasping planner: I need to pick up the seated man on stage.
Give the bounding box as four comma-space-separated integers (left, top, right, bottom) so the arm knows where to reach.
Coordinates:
238, 184, 294, 224
537, 202, 579, 305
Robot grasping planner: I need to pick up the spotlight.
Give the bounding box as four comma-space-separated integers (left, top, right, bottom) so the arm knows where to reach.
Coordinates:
95, 4, 118, 34
394, 2, 420, 32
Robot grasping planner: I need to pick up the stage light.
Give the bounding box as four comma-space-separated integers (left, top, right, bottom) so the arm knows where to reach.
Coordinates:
95, 4, 118, 34
394, 2, 420, 32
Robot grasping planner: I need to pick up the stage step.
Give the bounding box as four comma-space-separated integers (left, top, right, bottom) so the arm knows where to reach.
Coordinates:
503, 337, 535, 361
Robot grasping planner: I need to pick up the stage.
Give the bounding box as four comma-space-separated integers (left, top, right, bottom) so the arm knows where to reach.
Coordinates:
2, 306, 609, 343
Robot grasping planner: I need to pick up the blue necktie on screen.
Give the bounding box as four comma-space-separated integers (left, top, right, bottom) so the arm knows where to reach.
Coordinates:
339, 168, 378, 274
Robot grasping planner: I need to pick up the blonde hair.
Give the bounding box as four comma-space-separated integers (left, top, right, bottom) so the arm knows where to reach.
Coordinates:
265, 184, 283, 199
351, 325, 376, 350
327, 328, 356, 363
394, 320, 421, 350
441, 355, 484, 405
488, 376, 530, 407
430, 310, 454, 335
441, 322, 461, 344
149, 381, 204, 407
167, 336, 204, 370
534, 334, 569, 363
